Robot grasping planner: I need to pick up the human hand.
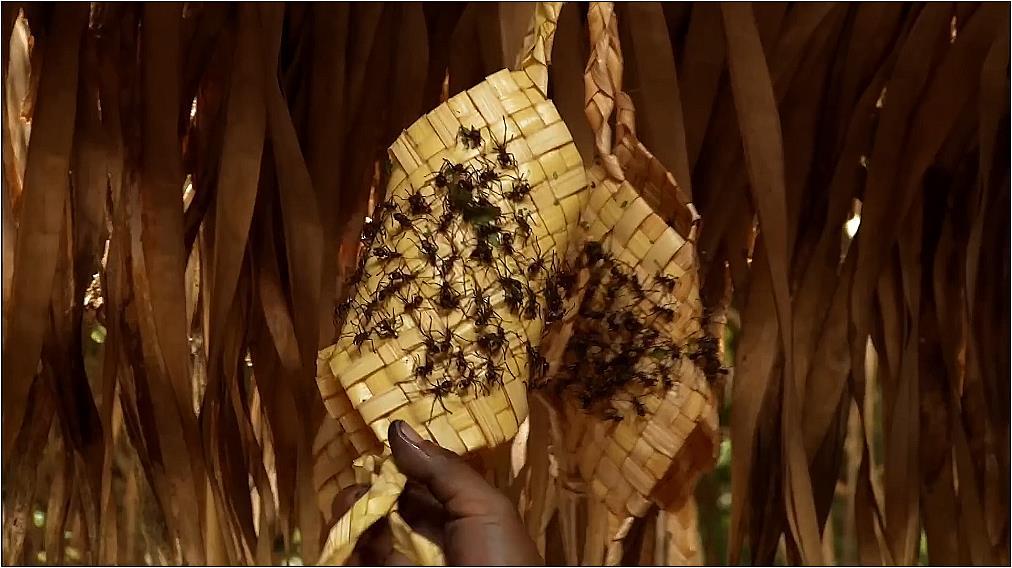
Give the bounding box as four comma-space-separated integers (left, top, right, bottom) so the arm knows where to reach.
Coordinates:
334, 420, 543, 566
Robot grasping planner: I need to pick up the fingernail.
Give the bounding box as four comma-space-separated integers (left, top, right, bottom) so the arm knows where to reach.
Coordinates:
392, 420, 426, 451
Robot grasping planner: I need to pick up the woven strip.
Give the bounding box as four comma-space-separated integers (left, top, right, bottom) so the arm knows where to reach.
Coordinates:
543, 3, 720, 556
516, 2, 564, 97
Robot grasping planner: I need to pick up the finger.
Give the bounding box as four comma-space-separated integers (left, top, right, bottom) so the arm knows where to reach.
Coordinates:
388, 420, 511, 518
331, 484, 369, 521
398, 482, 447, 546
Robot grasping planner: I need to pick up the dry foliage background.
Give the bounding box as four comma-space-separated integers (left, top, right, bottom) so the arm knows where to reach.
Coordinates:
1, 2, 1008, 566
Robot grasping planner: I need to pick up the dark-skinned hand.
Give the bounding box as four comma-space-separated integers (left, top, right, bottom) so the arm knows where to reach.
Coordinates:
332, 420, 543, 566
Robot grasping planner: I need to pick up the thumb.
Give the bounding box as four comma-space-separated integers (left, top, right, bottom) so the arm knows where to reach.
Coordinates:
388, 420, 510, 518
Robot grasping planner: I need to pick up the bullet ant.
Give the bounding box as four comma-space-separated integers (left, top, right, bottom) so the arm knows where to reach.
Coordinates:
554, 266, 578, 298
470, 279, 497, 328
470, 240, 494, 265
500, 275, 525, 314
376, 279, 407, 302
436, 281, 462, 310
458, 125, 482, 149
602, 408, 623, 422
481, 356, 502, 390
413, 235, 439, 266
335, 298, 353, 323
526, 342, 549, 386
438, 245, 460, 278
523, 287, 540, 320
513, 209, 533, 240
407, 189, 432, 216
393, 212, 414, 231
526, 242, 554, 278
436, 210, 455, 236
543, 285, 566, 325
425, 379, 455, 415
504, 176, 532, 202
653, 272, 679, 293
372, 245, 402, 262
414, 354, 435, 380
476, 326, 508, 356
374, 316, 402, 340
402, 294, 424, 314
477, 162, 500, 189
374, 198, 398, 218
348, 329, 373, 350
456, 367, 478, 396
361, 218, 382, 243
489, 118, 517, 169
499, 232, 515, 256
421, 326, 455, 358
650, 305, 676, 323
388, 268, 416, 283
359, 297, 381, 323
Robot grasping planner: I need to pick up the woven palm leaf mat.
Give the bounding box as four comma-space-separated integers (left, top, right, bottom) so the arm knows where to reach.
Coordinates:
315, 3, 590, 564
528, 3, 720, 564
314, 2, 720, 563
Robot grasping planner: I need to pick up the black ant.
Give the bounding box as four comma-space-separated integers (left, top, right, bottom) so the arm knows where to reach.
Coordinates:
361, 218, 382, 243
458, 125, 482, 149
421, 325, 455, 358
414, 354, 435, 380
372, 245, 402, 262
375, 316, 402, 339
407, 189, 432, 216
470, 240, 494, 264
388, 268, 416, 282
526, 342, 549, 386
438, 245, 460, 278
414, 235, 439, 266
654, 273, 679, 293
476, 327, 507, 355
504, 176, 532, 202
436, 211, 455, 235
650, 305, 676, 323
513, 209, 533, 240
522, 287, 540, 320
425, 379, 455, 415
349, 329, 373, 350
499, 232, 515, 256
393, 212, 414, 232
526, 243, 554, 278
436, 281, 461, 310
489, 118, 517, 169
402, 294, 424, 314
544, 286, 565, 325
500, 275, 525, 314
